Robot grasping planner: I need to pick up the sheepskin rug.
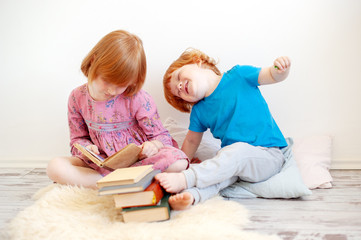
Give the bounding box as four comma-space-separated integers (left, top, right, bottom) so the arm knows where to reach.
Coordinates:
4, 184, 280, 240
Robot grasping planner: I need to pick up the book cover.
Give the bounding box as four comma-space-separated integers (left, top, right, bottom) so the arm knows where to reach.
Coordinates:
120, 193, 171, 223
113, 180, 164, 208
74, 143, 141, 170
96, 165, 154, 188
98, 169, 160, 196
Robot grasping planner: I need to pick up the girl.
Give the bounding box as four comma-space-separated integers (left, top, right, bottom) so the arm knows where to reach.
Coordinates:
156, 48, 291, 210
47, 30, 189, 189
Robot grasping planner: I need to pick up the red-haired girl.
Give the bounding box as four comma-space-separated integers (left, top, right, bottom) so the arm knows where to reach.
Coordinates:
47, 30, 189, 189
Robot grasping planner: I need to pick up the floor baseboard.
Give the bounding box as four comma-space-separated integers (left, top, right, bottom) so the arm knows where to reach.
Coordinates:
331, 159, 361, 169
0, 160, 48, 168
0, 159, 360, 169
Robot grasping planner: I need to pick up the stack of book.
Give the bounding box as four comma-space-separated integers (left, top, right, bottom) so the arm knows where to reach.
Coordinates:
96, 165, 170, 223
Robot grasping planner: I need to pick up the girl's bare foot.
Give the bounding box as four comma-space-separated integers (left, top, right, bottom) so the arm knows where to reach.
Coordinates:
169, 192, 194, 210
155, 172, 187, 193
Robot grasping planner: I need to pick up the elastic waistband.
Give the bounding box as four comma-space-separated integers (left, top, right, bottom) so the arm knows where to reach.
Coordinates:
85, 120, 136, 132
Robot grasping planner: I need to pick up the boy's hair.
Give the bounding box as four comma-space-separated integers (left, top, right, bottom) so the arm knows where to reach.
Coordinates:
81, 30, 146, 96
163, 48, 221, 113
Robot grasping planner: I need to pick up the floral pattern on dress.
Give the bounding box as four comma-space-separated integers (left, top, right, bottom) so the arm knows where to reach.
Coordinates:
67, 84, 188, 175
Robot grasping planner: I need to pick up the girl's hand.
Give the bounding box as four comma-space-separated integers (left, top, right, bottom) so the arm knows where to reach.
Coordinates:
139, 141, 163, 159
86, 144, 100, 154
274, 56, 291, 73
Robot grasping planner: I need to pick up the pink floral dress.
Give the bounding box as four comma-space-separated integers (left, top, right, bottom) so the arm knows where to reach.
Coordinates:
68, 84, 188, 176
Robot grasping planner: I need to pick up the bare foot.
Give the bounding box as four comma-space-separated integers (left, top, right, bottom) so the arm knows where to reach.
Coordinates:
169, 192, 194, 211
165, 159, 189, 172
155, 172, 187, 193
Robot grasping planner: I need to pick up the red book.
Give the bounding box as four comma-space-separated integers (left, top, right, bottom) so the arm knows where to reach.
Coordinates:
113, 180, 164, 209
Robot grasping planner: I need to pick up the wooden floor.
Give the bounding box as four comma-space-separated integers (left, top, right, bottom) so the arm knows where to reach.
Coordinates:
0, 169, 360, 240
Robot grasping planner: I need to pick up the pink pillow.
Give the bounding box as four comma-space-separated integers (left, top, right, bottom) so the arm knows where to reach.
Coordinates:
292, 135, 333, 189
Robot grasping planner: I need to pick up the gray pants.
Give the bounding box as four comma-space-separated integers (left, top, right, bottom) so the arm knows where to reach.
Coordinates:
183, 142, 285, 204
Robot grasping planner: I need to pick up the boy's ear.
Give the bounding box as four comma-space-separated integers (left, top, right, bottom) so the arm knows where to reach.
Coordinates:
192, 56, 203, 67
192, 56, 201, 64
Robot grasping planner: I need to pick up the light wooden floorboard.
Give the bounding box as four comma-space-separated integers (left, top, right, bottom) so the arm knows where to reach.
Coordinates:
231, 170, 361, 240
0, 167, 52, 233
0, 169, 360, 240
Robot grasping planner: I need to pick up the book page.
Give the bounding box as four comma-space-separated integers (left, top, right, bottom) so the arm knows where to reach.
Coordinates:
80, 145, 105, 162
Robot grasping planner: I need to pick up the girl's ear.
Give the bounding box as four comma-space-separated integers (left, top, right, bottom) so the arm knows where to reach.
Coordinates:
90, 54, 96, 66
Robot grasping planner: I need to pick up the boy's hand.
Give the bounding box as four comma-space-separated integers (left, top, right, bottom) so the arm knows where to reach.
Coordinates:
86, 144, 100, 154
274, 56, 291, 72
139, 140, 163, 159
258, 56, 291, 85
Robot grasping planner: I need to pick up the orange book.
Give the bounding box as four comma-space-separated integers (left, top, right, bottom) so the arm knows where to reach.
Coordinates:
113, 180, 164, 209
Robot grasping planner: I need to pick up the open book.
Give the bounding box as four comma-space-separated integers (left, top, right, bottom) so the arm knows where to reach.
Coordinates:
74, 143, 142, 170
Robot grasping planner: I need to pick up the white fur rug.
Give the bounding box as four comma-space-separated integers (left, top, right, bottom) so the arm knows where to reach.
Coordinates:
4, 184, 280, 240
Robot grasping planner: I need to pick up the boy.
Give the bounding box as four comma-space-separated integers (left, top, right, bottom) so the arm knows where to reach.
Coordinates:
156, 48, 291, 210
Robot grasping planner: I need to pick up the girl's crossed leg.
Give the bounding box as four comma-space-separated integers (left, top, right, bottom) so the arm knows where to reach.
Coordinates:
47, 156, 103, 189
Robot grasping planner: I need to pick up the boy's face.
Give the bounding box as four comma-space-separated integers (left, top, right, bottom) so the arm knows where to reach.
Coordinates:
169, 63, 208, 103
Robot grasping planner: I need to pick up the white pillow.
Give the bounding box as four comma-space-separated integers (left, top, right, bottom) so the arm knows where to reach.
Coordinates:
221, 138, 312, 199
164, 117, 332, 191
164, 117, 220, 161
292, 135, 333, 189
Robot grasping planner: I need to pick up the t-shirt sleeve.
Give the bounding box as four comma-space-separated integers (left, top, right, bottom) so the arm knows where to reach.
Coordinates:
189, 106, 207, 133
235, 65, 262, 87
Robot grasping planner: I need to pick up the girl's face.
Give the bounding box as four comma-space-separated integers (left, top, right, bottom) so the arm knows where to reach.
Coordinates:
169, 63, 209, 103
88, 76, 128, 101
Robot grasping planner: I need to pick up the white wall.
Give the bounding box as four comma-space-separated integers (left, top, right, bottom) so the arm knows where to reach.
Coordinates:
1, 0, 360, 168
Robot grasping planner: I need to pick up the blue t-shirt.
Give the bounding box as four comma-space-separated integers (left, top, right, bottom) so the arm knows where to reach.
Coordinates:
189, 65, 287, 148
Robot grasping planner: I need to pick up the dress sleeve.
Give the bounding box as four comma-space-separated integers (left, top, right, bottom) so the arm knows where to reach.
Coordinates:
67, 89, 93, 156
132, 91, 174, 146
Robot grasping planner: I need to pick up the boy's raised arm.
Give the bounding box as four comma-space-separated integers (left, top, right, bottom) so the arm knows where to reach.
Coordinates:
258, 56, 291, 85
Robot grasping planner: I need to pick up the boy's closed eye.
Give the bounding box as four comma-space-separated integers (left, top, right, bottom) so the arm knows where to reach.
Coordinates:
170, 74, 181, 97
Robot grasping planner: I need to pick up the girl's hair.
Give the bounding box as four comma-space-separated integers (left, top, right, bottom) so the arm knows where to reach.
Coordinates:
81, 30, 146, 96
163, 48, 221, 113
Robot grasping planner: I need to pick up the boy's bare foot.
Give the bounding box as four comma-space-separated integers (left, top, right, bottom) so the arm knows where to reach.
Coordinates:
155, 172, 187, 193
169, 192, 194, 211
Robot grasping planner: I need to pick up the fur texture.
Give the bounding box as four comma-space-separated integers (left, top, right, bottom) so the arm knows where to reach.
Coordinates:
4, 184, 280, 240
